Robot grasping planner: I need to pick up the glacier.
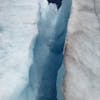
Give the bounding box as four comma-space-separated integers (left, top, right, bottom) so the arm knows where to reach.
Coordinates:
0, 0, 71, 100
29, 0, 71, 100
0, 0, 100, 100
64, 0, 100, 100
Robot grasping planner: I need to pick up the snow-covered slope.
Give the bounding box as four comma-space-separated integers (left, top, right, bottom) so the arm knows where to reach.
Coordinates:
0, 0, 38, 100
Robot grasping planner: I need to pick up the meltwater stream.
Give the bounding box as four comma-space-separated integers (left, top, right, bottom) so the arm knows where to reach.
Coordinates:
29, 0, 72, 100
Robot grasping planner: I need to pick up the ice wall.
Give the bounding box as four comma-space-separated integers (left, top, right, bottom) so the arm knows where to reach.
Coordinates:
29, 0, 71, 100
0, 0, 38, 100
64, 0, 100, 100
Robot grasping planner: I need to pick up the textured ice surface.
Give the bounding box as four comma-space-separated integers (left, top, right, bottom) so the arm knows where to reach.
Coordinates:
0, 0, 38, 100
0, 0, 71, 100
64, 0, 100, 100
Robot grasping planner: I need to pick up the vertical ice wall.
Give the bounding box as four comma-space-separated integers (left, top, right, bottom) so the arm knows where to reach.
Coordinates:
29, 0, 71, 100
64, 0, 100, 100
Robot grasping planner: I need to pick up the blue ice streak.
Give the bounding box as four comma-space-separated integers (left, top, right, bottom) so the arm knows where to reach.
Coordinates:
29, 0, 72, 100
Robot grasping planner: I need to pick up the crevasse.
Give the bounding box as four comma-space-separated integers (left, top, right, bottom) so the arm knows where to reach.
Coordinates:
0, 0, 71, 100
1, 0, 100, 100
28, 0, 72, 100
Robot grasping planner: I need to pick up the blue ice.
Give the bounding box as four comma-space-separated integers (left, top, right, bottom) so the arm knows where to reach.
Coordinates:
29, 0, 72, 100
0, 0, 71, 100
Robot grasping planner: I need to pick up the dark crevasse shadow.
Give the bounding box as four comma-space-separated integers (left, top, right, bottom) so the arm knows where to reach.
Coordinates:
47, 0, 63, 9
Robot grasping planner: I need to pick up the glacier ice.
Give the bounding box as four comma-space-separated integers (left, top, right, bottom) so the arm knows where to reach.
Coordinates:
0, 0, 71, 100
29, 0, 72, 100
64, 0, 100, 100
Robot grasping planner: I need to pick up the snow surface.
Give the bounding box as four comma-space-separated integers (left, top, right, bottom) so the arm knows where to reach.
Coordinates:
0, 0, 38, 100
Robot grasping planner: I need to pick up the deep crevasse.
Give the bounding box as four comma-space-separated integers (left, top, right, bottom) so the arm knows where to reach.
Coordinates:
0, 0, 72, 100
28, 0, 71, 100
